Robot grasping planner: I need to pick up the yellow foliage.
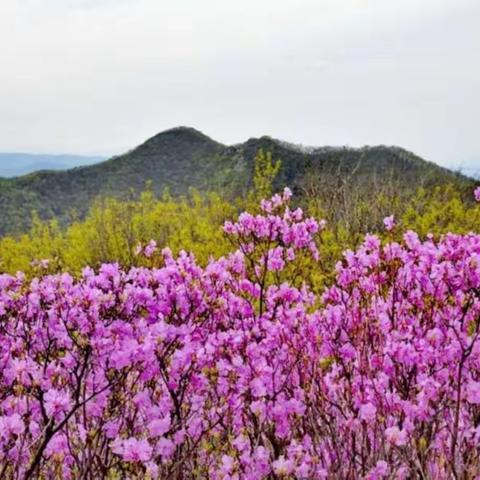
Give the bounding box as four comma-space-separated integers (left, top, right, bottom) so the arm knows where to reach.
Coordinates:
0, 189, 236, 276
401, 185, 480, 237
0, 149, 477, 285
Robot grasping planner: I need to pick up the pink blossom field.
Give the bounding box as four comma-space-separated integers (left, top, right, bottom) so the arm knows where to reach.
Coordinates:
1, 188, 480, 479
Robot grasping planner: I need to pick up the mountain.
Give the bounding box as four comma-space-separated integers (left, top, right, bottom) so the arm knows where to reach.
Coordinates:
0, 126, 473, 236
0, 153, 105, 178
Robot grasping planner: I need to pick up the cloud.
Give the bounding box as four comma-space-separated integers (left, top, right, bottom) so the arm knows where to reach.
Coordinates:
0, 0, 479, 169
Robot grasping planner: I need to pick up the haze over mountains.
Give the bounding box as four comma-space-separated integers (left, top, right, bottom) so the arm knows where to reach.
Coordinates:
0, 126, 474, 237
0, 153, 106, 178
460, 161, 480, 178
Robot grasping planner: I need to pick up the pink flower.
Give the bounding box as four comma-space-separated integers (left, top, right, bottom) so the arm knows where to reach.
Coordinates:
260, 199, 273, 213
295, 461, 311, 477
156, 437, 175, 459
272, 456, 294, 476
44, 389, 71, 419
250, 377, 267, 397
220, 454, 235, 475
359, 402, 377, 422
10, 358, 36, 387
77, 424, 87, 443
466, 381, 480, 404
173, 429, 186, 445
385, 426, 408, 446
0, 413, 25, 439
474, 186, 480, 202
283, 187, 293, 201
4, 189, 480, 478
383, 215, 395, 231
366, 460, 389, 479
144, 240, 157, 258
110, 438, 124, 456
145, 462, 159, 479
104, 420, 120, 439
45, 433, 69, 458
223, 221, 235, 234
121, 438, 152, 463
148, 416, 171, 437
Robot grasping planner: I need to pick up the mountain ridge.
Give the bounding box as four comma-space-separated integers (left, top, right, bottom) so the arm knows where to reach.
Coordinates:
0, 126, 473, 236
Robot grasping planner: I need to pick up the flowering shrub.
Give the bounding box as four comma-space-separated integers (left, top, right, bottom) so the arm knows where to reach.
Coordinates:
0, 188, 479, 479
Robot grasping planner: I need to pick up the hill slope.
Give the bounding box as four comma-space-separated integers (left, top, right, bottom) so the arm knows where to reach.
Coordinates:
0, 153, 105, 178
0, 126, 472, 236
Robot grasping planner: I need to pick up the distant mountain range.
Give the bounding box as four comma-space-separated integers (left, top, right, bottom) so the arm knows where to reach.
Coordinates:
0, 126, 474, 236
0, 153, 105, 178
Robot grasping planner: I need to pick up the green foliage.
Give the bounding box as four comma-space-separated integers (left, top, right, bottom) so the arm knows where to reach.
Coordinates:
0, 127, 471, 237
250, 149, 281, 202
0, 189, 236, 277
0, 145, 478, 285
0, 149, 280, 276
401, 185, 480, 236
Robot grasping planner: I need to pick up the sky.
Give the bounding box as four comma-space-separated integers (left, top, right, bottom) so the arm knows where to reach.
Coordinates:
0, 0, 479, 175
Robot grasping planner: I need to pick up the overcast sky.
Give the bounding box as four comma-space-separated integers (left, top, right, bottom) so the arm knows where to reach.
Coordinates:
0, 0, 479, 173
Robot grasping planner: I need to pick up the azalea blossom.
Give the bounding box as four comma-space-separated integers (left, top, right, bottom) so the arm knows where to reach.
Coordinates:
474, 186, 480, 202
0, 190, 479, 478
121, 438, 153, 463
385, 426, 408, 446
383, 214, 395, 231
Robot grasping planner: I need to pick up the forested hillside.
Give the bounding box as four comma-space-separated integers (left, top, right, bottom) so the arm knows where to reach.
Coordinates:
0, 126, 472, 236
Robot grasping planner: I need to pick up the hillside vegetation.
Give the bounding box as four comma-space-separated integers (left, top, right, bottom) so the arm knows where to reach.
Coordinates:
0, 147, 478, 280
0, 126, 472, 236
1, 129, 480, 479
1, 186, 480, 479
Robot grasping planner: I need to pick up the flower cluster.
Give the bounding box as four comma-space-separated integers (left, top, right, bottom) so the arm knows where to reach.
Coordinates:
0, 190, 479, 479
317, 230, 480, 477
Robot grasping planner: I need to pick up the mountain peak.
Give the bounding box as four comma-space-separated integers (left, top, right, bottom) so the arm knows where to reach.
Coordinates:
139, 126, 222, 150
163, 126, 206, 135
0, 127, 472, 236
